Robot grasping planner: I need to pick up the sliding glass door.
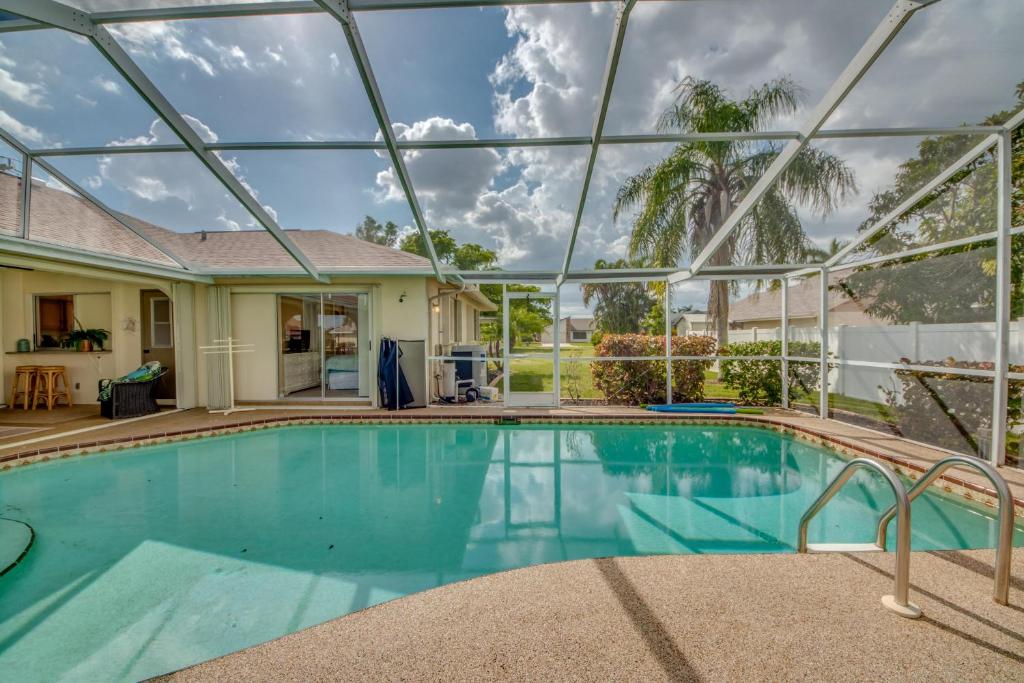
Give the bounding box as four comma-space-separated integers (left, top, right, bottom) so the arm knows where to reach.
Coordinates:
278, 292, 369, 399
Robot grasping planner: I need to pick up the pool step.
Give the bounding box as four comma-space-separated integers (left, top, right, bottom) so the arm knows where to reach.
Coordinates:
805, 542, 883, 553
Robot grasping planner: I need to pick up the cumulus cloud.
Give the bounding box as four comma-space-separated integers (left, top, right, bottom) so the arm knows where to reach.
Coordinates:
0, 110, 46, 145
0, 67, 47, 108
108, 115, 219, 147
69, 115, 261, 233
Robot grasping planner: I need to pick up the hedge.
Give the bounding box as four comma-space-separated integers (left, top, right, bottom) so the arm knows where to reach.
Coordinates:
718, 340, 821, 405
883, 357, 1024, 457
591, 334, 717, 405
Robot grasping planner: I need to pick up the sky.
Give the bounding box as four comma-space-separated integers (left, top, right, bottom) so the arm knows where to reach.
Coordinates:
0, 0, 1021, 314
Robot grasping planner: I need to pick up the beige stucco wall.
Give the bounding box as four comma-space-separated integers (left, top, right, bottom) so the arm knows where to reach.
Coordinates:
229, 292, 279, 401
0, 268, 164, 405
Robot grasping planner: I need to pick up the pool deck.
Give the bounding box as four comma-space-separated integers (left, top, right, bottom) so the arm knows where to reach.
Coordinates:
160, 548, 1024, 682
1, 404, 1022, 517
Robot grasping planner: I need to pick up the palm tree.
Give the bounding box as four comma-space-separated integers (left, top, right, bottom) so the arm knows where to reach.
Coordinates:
800, 237, 848, 263
614, 77, 856, 343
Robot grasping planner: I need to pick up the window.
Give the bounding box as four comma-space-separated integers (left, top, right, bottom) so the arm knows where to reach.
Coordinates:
150, 297, 173, 348
572, 330, 588, 342
33, 292, 111, 349
35, 295, 73, 348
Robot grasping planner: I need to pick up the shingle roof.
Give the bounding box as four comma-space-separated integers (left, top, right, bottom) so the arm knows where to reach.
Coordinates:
728, 272, 872, 322
0, 172, 179, 266
0, 171, 434, 273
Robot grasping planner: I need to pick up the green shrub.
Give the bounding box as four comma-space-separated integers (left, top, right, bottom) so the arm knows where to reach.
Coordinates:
718, 339, 821, 405
591, 334, 717, 405
589, 329, 603, 347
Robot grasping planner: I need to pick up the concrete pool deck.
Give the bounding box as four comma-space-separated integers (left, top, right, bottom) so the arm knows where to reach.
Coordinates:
2, 405, 1022, 517
160, 548, 1024, 682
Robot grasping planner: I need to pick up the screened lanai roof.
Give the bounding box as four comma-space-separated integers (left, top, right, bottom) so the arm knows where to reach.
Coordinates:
0, 0, 1020, 286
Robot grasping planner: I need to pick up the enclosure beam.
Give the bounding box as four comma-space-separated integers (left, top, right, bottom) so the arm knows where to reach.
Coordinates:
18, 153, 30, 238
781, 277, 789, 410
553, 285, 561, 405
26, 125, 1001, 158
0, 124, 194, 271
826, 134, 999, 267
818, 267, 829, 420
316, 0, 446, 283
683, 0, 934, 278
991, 131, 1012, 466
0, 0, 326, 281
559, 0, 637, 281
665, 282, 673, 404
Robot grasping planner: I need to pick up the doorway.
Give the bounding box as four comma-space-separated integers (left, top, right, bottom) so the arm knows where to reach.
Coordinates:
140, 290, 176, 401
503, 288, 559, 407
278, 292, 369, 400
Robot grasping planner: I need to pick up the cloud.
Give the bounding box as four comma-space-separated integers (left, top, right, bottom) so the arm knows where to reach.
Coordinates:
111, 22, 215, 77
108, 115, 219, 147
201, 38, 252, 71
53, 115, 261, 233
0, 109, 45, 145
0, 67, 47, 108
92, 76, 122, 95
74, 94, 98, 108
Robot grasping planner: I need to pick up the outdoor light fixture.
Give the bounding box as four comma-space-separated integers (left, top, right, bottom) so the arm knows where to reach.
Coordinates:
432, 301, 441, 314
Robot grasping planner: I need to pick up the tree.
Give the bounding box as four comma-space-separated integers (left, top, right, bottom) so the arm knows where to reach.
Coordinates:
453, 243, 498, 271
845, 80, 1024, 323
354, 215, 399, 247
399, 229, 500, 272
581, 259, 656, 334
399, 228, 458, 262
615, 77, 856, 344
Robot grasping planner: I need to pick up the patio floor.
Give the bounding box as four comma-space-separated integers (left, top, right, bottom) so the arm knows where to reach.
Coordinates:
159, 547, 1024, 682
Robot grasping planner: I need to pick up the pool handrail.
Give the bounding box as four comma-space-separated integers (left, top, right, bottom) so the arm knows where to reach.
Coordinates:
875, 455, 1014, 605
798, 458, 919, 618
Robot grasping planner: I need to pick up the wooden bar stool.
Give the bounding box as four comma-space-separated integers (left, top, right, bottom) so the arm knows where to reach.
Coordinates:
9, 365, 40, 410
32, 366, 73, 411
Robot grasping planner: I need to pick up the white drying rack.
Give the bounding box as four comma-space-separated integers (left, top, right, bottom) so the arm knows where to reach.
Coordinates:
199, 337, 255, 416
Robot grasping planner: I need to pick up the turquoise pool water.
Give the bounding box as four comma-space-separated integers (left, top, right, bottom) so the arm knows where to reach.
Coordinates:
0, 423, 1021, 681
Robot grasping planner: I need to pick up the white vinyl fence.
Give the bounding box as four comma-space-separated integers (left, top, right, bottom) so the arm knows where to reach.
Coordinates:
719, 320, 1024, 405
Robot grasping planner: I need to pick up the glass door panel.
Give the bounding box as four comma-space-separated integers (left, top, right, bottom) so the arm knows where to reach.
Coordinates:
321, 293, 368, 398
278, 294, 323, 399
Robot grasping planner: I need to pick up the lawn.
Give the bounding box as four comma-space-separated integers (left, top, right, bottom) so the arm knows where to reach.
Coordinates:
493, 347, 903, 420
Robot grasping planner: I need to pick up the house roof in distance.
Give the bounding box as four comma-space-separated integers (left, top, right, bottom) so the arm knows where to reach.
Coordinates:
728, 271, 874, 323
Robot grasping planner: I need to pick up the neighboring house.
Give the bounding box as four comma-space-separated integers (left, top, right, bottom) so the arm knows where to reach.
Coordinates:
0, 171, 495, 408
727, 274, 878, 331
540, 316, 596, 344
673, 311, 711, 335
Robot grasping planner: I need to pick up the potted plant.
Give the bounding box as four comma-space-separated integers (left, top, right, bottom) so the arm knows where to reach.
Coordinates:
68, 322, 109, 352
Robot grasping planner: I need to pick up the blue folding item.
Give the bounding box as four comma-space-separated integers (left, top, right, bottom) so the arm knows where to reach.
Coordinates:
646, 403, 737, 414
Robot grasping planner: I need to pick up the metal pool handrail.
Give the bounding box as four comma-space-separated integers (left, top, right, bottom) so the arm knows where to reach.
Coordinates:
875, 455, 1014, 606
798, 458, 919, 618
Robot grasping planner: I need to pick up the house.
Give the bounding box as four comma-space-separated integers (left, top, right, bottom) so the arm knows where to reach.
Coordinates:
0, 171, 496, 408
540, 316, 596, 344
673, 311, 711, 335
727, 274, 878, 332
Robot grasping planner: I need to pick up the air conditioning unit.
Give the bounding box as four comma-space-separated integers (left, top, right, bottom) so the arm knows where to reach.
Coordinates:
451, 344, 487, 388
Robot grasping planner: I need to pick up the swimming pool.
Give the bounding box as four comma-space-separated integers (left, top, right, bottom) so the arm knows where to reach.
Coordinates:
0, 423, 1020, 681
